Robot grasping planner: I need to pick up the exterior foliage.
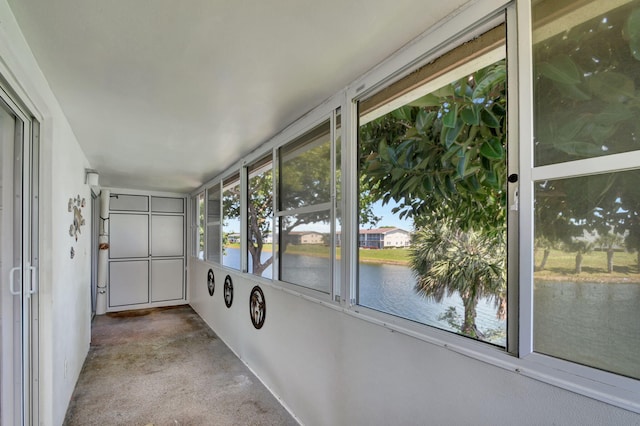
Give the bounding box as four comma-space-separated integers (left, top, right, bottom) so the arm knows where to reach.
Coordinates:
359, 59, 508, 339
410, 224, 505, 338
532, 4, 640, 272
360, 60, 507, 233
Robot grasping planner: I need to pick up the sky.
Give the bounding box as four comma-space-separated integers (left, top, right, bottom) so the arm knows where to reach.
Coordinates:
367, 199, 414, 231
223, 199, 413, 234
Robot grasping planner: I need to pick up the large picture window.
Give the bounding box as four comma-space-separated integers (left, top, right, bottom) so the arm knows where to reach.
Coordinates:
277, 120, 334, 294
206, 184, 221, 263
192, 192, 205, 259
357, 26, 507, 346
532, 0, 640, 379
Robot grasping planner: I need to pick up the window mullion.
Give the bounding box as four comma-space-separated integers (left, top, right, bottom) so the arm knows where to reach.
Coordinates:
506, 1, 520, 356
517, 0, 535, 357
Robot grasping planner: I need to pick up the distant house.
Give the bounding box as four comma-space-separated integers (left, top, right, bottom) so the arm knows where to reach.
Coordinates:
358, 227, 411, 249
287, 231, 325, 245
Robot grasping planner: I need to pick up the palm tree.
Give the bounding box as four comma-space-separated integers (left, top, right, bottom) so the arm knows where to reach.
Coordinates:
410, 223, 505, 338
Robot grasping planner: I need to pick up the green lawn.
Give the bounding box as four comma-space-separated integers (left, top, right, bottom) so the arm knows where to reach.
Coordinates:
225, 242, 410, 265
226, 243, 640, 280
534, 249, 640, 282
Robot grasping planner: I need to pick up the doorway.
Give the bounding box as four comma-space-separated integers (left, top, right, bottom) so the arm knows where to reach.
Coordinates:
0, 88, 39, 426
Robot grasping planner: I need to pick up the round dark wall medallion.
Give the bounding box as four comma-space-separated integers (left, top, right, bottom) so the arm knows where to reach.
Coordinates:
224, 275, 234, 308
249, 286, 266, 329
207, 269, 215, 296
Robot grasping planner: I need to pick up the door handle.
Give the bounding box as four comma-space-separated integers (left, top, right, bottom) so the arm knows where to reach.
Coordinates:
28, 265, 37, 297
9, 266, 21, 295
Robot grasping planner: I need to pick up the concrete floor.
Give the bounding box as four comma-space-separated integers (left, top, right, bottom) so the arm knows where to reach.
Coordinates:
63, 306, 298, 426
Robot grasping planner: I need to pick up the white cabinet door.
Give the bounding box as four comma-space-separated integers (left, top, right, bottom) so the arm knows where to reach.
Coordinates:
110, 214, 149, 258
151, 215, 183, 257
151, 259, 184, 302
109, 260, 149, 306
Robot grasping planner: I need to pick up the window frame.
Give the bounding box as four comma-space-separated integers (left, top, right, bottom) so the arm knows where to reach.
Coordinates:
205, 182, 222, 264
273, 112, 340, 300
191, 192, 205, 259
353, 27, 510, 348
517, 0, 640, 405
246, 154, 275, 279
222, 173, 242, 271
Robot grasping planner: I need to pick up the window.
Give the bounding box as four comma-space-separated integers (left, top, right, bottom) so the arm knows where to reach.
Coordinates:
277, 120, 334, 293
247, 156, 274, 278
532, 0, 640, 379
222, 174, 241, 270
334, 112, 342, 299
206, 184, 221, 263
192, 192, 205, 259
357, 25, 507, 346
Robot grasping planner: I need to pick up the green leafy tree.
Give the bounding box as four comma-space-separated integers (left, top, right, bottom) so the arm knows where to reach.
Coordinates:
247, 170, 273, 275
359, 59, 508, 336
533, 5, 640, 164
359, 60, 507, 234
226, 137, 379, 276
531, 3, 640, 277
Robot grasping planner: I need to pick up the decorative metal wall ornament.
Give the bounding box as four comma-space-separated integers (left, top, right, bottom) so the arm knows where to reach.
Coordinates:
207, 269, 215, 296
68, 194, 86, 242
249, 286, 266, 329
224, 275, 233, 308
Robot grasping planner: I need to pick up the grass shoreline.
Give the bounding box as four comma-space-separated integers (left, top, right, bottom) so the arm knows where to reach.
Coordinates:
226, 243, 640, 283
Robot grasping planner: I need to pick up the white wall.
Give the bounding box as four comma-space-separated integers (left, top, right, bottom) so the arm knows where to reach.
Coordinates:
189, 259, 640, 425
0, 1, 93, 425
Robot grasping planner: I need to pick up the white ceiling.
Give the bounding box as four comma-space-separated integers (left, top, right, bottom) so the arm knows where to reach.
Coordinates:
8, 0, 469, 193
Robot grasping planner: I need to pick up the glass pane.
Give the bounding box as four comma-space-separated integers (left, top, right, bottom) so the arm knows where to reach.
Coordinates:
279, 121, 331, 211
191, 196, 199, 257
248, 158, 273, 278
280, 212, 331, 294
197, 193, 205, 260
207, 185, 221, 224
358, 53, 507, 346
534, 170, 640, 379
533, 0, 640, 166
206, 185, 221, 263
206, 224, 220, 264
334, 112, 342, 297
222, 175, 241, 270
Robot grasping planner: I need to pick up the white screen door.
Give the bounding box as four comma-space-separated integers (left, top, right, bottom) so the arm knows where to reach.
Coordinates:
0, 92, 39, 426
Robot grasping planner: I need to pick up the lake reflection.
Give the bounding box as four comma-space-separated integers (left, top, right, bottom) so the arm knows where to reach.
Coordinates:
224, 248, 506, 346
223, 249, 640, 374
359, 261, 506, 346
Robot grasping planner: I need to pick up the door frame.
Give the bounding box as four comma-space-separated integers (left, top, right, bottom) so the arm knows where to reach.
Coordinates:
0, 81, 40, 426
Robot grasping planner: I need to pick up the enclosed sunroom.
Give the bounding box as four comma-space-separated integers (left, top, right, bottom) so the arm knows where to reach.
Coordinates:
1, 0, 640, 424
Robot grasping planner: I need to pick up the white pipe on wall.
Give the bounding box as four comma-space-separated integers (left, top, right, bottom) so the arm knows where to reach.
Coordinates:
95, 189, 110, 315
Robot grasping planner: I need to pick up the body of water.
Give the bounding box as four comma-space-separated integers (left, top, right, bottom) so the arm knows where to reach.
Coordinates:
224, 248, 640, 377
224, 248, 506, 345
534, 280, 640, 379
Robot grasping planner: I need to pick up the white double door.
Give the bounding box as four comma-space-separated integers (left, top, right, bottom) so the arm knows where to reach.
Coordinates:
0, 93, 39, 426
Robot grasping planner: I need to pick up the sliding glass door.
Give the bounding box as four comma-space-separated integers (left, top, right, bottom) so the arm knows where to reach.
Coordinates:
0, 91, 39, 426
